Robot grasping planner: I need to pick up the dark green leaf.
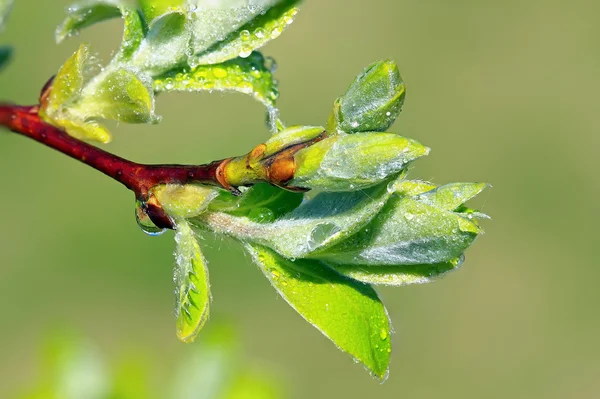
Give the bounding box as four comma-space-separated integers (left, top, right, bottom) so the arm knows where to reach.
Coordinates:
0, 46, 12, 71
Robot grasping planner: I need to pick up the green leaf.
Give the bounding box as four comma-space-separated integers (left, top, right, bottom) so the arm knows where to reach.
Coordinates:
411, 182, 489, 211
0, 0, 13, 31
197, 180, 393, 259
131, 9, 190, 74
209, 183, 304, 223
0, 46, 12, 71
55, 0, 124, 43
174, 219, 211, 343
52, 118, 113, 143
319, 196, 481, 266
333, 60, 406, 133
74, 67, 156, 123
138, 0, 184, 25
154, 52, 279, 107
191, 0, 300, 65
328, 257, 463, 287
116, 6, 146, 60
57, 1, 145, 59
290, 132, 429, 191
246, 244, 391, 380
44, 44, 88, 116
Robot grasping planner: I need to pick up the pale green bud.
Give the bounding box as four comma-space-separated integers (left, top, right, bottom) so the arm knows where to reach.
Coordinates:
290, 132, 429, 191
332, 60, 406, 133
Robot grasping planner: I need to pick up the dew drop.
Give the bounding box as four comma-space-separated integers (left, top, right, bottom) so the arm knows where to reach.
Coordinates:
380, 329, 388, 340
240, 29, 251, 41
307, 222, 341, 251
212, 67, 228, 78
135, 201, 166, 236
254, 28, 265, 38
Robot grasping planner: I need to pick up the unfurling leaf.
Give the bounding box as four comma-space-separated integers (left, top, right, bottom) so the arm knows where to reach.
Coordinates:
137, 0, 184, 25
246, 244, 391, 380
328, 257, 464, 287
290, 132, 429, 191
56, 0, 127, 43
154, 52, 279, 107
331, 60, 406, 133
174, 219, 211, 343
198, 180, 393, 259
43, 44, 88, 115
131, 9, 190, 74
190, 0, 300, 65
319, 195, 481, 266
208, 183, 303, 223
74, 68, 156, 123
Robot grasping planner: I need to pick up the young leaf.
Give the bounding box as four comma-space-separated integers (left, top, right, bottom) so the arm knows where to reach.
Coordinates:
191, 0, 300, 65
333, 60, 406, 133
138, 0, 184, 25
290, 132, 429, 191
328, 256, 464, 287
154, 52, 279, 107
198, 181, 393, 259
55, 0, 125, 43
411, 182, 489, 211
74, 68, 156, 123
209, 183, 304, 223
174, 219, 211, 343
56, 1, 145, 59
318, 196, 481, 266
52, 118, 112, 143
44, 44, 88, 116
131, 9, 190, 74
246, 244, 391, 380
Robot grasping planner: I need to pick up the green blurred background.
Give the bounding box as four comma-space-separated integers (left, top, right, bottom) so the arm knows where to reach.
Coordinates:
1, 0, 599, 397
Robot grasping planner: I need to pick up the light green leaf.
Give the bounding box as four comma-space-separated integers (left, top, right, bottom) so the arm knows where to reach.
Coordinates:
52, 118, 113, 143
197, 180, 393, 259
57, 1, 145, 59
154, 52, 279, 107
412, 182, 489, 211
0, 46, 11, 71
290, 132, 429, 191
246, 244, 391, 380
192, 0, 300, 65
117, 6, 146, 60
318, 196, 481, 266
138, 0, 184, 25
56, 0, 124, 43
0, 0, 13, 31
174, 219, 211, 343
328, 256, 464, 287
74, 67, 156, 123
334, 60, 406, 133
44, 44, 88, 116
132, 9, 190, 74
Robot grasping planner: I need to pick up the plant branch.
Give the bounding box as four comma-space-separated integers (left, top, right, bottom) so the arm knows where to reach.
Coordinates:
0, 103, 237, 228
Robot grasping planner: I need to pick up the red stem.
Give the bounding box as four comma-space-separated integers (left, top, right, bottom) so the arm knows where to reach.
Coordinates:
0, 104, 225, 199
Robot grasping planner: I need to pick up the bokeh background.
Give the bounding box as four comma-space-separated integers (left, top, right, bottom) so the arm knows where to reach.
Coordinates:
1, 0, 599, 398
